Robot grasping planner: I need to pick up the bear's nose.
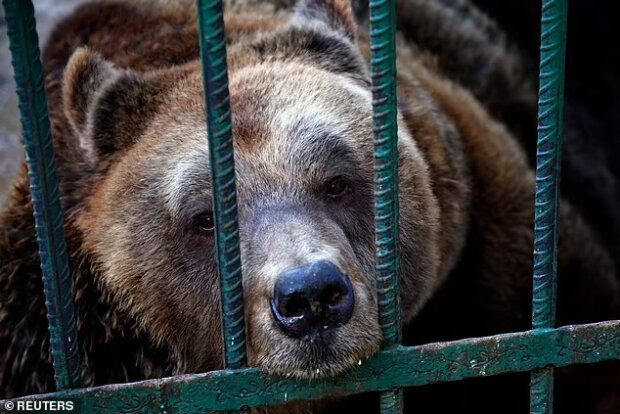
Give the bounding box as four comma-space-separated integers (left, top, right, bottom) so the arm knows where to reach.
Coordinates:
270, 260, 354, 338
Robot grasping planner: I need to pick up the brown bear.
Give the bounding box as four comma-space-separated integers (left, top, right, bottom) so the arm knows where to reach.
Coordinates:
0, 0, 618, 412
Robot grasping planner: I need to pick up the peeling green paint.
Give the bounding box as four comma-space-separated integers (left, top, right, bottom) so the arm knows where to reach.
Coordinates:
4, 321, 619, 413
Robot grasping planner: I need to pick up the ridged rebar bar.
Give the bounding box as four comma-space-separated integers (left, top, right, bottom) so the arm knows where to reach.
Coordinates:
2, 0, 82, 390
369, 0, 403, 411
530, 0, 568, 412
195, 0, 247, 372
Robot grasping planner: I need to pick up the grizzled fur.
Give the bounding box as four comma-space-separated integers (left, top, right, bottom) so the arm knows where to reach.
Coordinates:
0, 0, 618, 412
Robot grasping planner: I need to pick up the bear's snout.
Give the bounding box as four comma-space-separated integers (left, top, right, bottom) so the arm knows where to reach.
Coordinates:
270, 260, 354, 338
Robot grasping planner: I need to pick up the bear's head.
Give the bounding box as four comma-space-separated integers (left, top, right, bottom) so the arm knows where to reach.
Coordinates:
62, 0, 442, 378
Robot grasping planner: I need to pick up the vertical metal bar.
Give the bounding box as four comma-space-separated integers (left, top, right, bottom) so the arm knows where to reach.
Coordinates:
2, 0, 82, 390
195, 0, 247, 372
369, 0, 403, 411
530, 0, 568, 413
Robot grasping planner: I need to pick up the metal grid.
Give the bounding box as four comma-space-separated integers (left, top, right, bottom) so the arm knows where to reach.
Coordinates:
1, 0, 619, 412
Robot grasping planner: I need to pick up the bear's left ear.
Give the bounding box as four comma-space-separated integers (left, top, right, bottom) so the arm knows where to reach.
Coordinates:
63, 48, 161, 165
291, 0, 357, 41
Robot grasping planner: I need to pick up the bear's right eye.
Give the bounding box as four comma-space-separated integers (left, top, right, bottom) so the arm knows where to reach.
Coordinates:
324, 176, 352, 200
195, 212, 215, 233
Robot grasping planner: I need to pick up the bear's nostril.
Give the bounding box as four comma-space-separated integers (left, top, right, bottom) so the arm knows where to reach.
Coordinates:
271, 260, 355, 338
323, 284, 344, 307
282, 294, 309, 318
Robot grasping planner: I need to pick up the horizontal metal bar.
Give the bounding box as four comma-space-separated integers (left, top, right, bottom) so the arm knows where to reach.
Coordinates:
6, 320, 619, 412
2, 0, 82, 390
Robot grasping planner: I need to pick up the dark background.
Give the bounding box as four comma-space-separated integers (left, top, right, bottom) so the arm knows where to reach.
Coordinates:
473, 0, 620, 265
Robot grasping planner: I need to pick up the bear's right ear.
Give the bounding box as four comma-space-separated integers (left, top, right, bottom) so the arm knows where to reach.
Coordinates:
63, 48, 157, 165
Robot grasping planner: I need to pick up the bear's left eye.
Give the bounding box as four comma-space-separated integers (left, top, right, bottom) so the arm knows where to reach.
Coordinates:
324, 176, 352, 199
195, 212, 215, 233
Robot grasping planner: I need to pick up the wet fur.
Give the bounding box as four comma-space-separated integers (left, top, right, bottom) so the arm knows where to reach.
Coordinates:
0, 0, 618, 412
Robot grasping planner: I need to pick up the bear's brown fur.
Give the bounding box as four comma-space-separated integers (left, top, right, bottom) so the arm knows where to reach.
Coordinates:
1, 0, 618, 412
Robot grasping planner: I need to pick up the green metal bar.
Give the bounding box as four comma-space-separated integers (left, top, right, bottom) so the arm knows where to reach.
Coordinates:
369, 0, 403, 411
195, 0, 247, 371
7, 321, 620, 412
370, 0, 401, 352
530, 0, 568, 412
2, 0, 82, 390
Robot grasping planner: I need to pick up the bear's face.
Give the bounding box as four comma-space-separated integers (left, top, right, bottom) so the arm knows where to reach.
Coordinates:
63, 0, 440, 378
